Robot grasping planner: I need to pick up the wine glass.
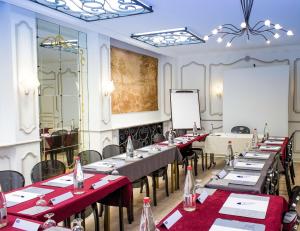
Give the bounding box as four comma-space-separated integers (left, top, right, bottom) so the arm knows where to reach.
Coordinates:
42, 213, 56, 229
36, 194, 47, 206
194, 179, 203, 193
111, 166, 119, 175
72, 218, 84, 231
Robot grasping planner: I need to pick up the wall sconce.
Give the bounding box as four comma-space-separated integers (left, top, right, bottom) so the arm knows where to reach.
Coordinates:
19, 78, 40, 95
103, 80, 115, 97
215, 84, 223, 99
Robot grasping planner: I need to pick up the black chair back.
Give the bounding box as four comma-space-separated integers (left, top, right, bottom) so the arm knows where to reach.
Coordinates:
231, 126, 250, 134
0, 170, 25, 192
102, 144, 122, 159
176, 129, 187, 137
78, 150, 102, 165
132, 139, 143, 149
31, 160, 66, 183
51, 129, 68, 149
153, 133, 165, 143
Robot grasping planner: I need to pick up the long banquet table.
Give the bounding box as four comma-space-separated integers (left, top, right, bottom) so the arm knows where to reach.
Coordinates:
157, 190, 287, 231
7, 173, 132, 225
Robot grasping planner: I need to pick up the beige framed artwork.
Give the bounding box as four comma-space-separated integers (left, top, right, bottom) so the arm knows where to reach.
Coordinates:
111, 46, 158, 114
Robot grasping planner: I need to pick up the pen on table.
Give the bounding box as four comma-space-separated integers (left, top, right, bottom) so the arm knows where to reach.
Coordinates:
12, 194, 25, 198
237, 202, 255, 205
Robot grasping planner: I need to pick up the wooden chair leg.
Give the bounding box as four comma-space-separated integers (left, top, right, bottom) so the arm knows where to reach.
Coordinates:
285, 163, 292, 198
290, 162, 296, 185
99, 204, 104, 217
194, 154, 198, 176
201, 152, 204, 172
165, 170, 169, 197
64, 217, 71, 228
145, 177, 150, 197
140, 181, 144, 193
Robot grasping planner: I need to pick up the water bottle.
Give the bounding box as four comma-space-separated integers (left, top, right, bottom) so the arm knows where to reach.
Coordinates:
263, 123, 269, 141
139, 197, 158, 231
183, 166, 196, 212
73, 157, 84, 195
226, 141, 234, 167
168, 129, 175, 146
0, 184, 7, 228
192, 122, 198, 136
126, 135, 134, 158
252, 128, 258, 148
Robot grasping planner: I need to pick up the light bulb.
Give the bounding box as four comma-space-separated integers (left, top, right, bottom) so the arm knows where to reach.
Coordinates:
218, 25, 222, 30
203, 35, 209, 41
266, 40, 270, 44
226, 42, 232, 47
274, 24, 282, 30
212, 29, 218, 35
287, 30, 294, 36
217, 37, 223, 43
274, 33, 280, 39
240, 22, 247, 28
264, 19, 271, 27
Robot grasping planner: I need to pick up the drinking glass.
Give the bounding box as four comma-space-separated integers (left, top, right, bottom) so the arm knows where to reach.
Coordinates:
72, 218, 84, 231
42, 213, 56, 229
36, 194, 47, 206
111, 166, 119, 175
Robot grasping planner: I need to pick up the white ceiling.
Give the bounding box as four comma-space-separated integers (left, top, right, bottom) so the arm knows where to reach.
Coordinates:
4, 0, 300, 57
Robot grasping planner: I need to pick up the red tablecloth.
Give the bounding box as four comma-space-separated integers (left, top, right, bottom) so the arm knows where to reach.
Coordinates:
7, 173, 132, 223
1, 215, 43, 231
159, 134, 208, 150
157, 190, 287, 231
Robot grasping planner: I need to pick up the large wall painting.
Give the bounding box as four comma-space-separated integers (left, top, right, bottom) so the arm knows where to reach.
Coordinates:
111, 46, 158, 114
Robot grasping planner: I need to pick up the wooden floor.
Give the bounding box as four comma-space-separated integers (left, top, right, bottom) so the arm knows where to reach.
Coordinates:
72, 158, 298, 231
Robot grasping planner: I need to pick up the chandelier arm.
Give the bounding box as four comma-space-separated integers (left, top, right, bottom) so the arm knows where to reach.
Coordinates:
221, 28, 242, 34
249, 30, 269, 41
252, 21, 264, 30
222, 24, 242, 33
219, 31, 244, 39
250, 28, 275, 35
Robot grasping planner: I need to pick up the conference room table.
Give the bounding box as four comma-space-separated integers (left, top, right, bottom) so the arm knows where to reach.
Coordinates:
83, 134, 208, 192
156, 189, 287, 231
6, 173, 132, 231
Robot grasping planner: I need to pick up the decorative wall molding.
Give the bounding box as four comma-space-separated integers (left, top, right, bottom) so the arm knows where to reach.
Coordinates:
0, 155, 11, 170
163, 62, 172, 116
15, 20, 37, 134
100, 44, 111, 125
294, 58, 300, 113
294, 130, 300, 153
38, 70, 56, 81
101, 136, 111, 148
180, 61, 206, 113
209, 56, 289, 116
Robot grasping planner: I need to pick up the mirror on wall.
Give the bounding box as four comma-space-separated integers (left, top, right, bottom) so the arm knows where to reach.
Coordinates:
37, 19, 89, 167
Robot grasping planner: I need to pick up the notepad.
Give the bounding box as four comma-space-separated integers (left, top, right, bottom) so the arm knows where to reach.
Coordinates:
264, 140, 284, 145
244, 152, 270, 160
42, 173, 94, 187
19, 206, 52, 215
234, 161, 265, 171
209, 218, 265, 231
224, 172, 260, 186
268, 136, 285, 141
6, 191, 39, 207
219, 193, 270, 219
259, 145, 281, 151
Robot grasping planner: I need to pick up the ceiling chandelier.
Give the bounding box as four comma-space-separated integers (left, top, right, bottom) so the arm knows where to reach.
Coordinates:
30, 0, 153, 22
131, 28, 204, 47
204, 0, 294, 47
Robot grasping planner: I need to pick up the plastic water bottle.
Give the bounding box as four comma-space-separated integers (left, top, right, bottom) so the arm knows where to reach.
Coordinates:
183, 166, 196, 212
192, 122, 198, 136
226, 141, 234, 167
252, 128, 258, 148
126, 135, 134, 158
0, 184, 7, 228
263, 123, 269, 141
139, 197, 158, 231
73, 157, 84, 195
168, 129, 175, 146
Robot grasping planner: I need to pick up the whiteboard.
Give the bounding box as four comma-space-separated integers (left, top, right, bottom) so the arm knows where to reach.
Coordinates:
170, 89, 201, 129
223, 65, 289, 136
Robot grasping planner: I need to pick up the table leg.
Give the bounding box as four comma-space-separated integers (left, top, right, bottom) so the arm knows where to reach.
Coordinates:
208, 154, 216, 169
175, 160, 179, 190
118, 189, 124, 231
104, 205, 110, 231
205, 153, 208, 169
92, 203, 100, 231
170, 163, 174, 193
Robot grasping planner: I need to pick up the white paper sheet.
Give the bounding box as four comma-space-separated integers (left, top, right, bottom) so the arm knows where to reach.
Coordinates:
18, 206, 52, 215
224, 173, 260, 183
209, 218, 265, 231
6, 191, 39, 207
234, 161, 264, 170
244, 152, 270, 160
259, 145, 281, 151
264, 140, 284, 145
268, 137, 285, 140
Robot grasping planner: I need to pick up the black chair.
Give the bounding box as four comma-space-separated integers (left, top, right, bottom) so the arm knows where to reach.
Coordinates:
231, 126, 250, 134
78, 150, 102, 231
0, 170, 25, 192
102, 144, 122, 159
283, 186, 300, 231
31, 160, 66, 183
48, 129, 68, 161
284, 132, 296, 198
65, 129, 79, 166
78, 150, 102, 166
